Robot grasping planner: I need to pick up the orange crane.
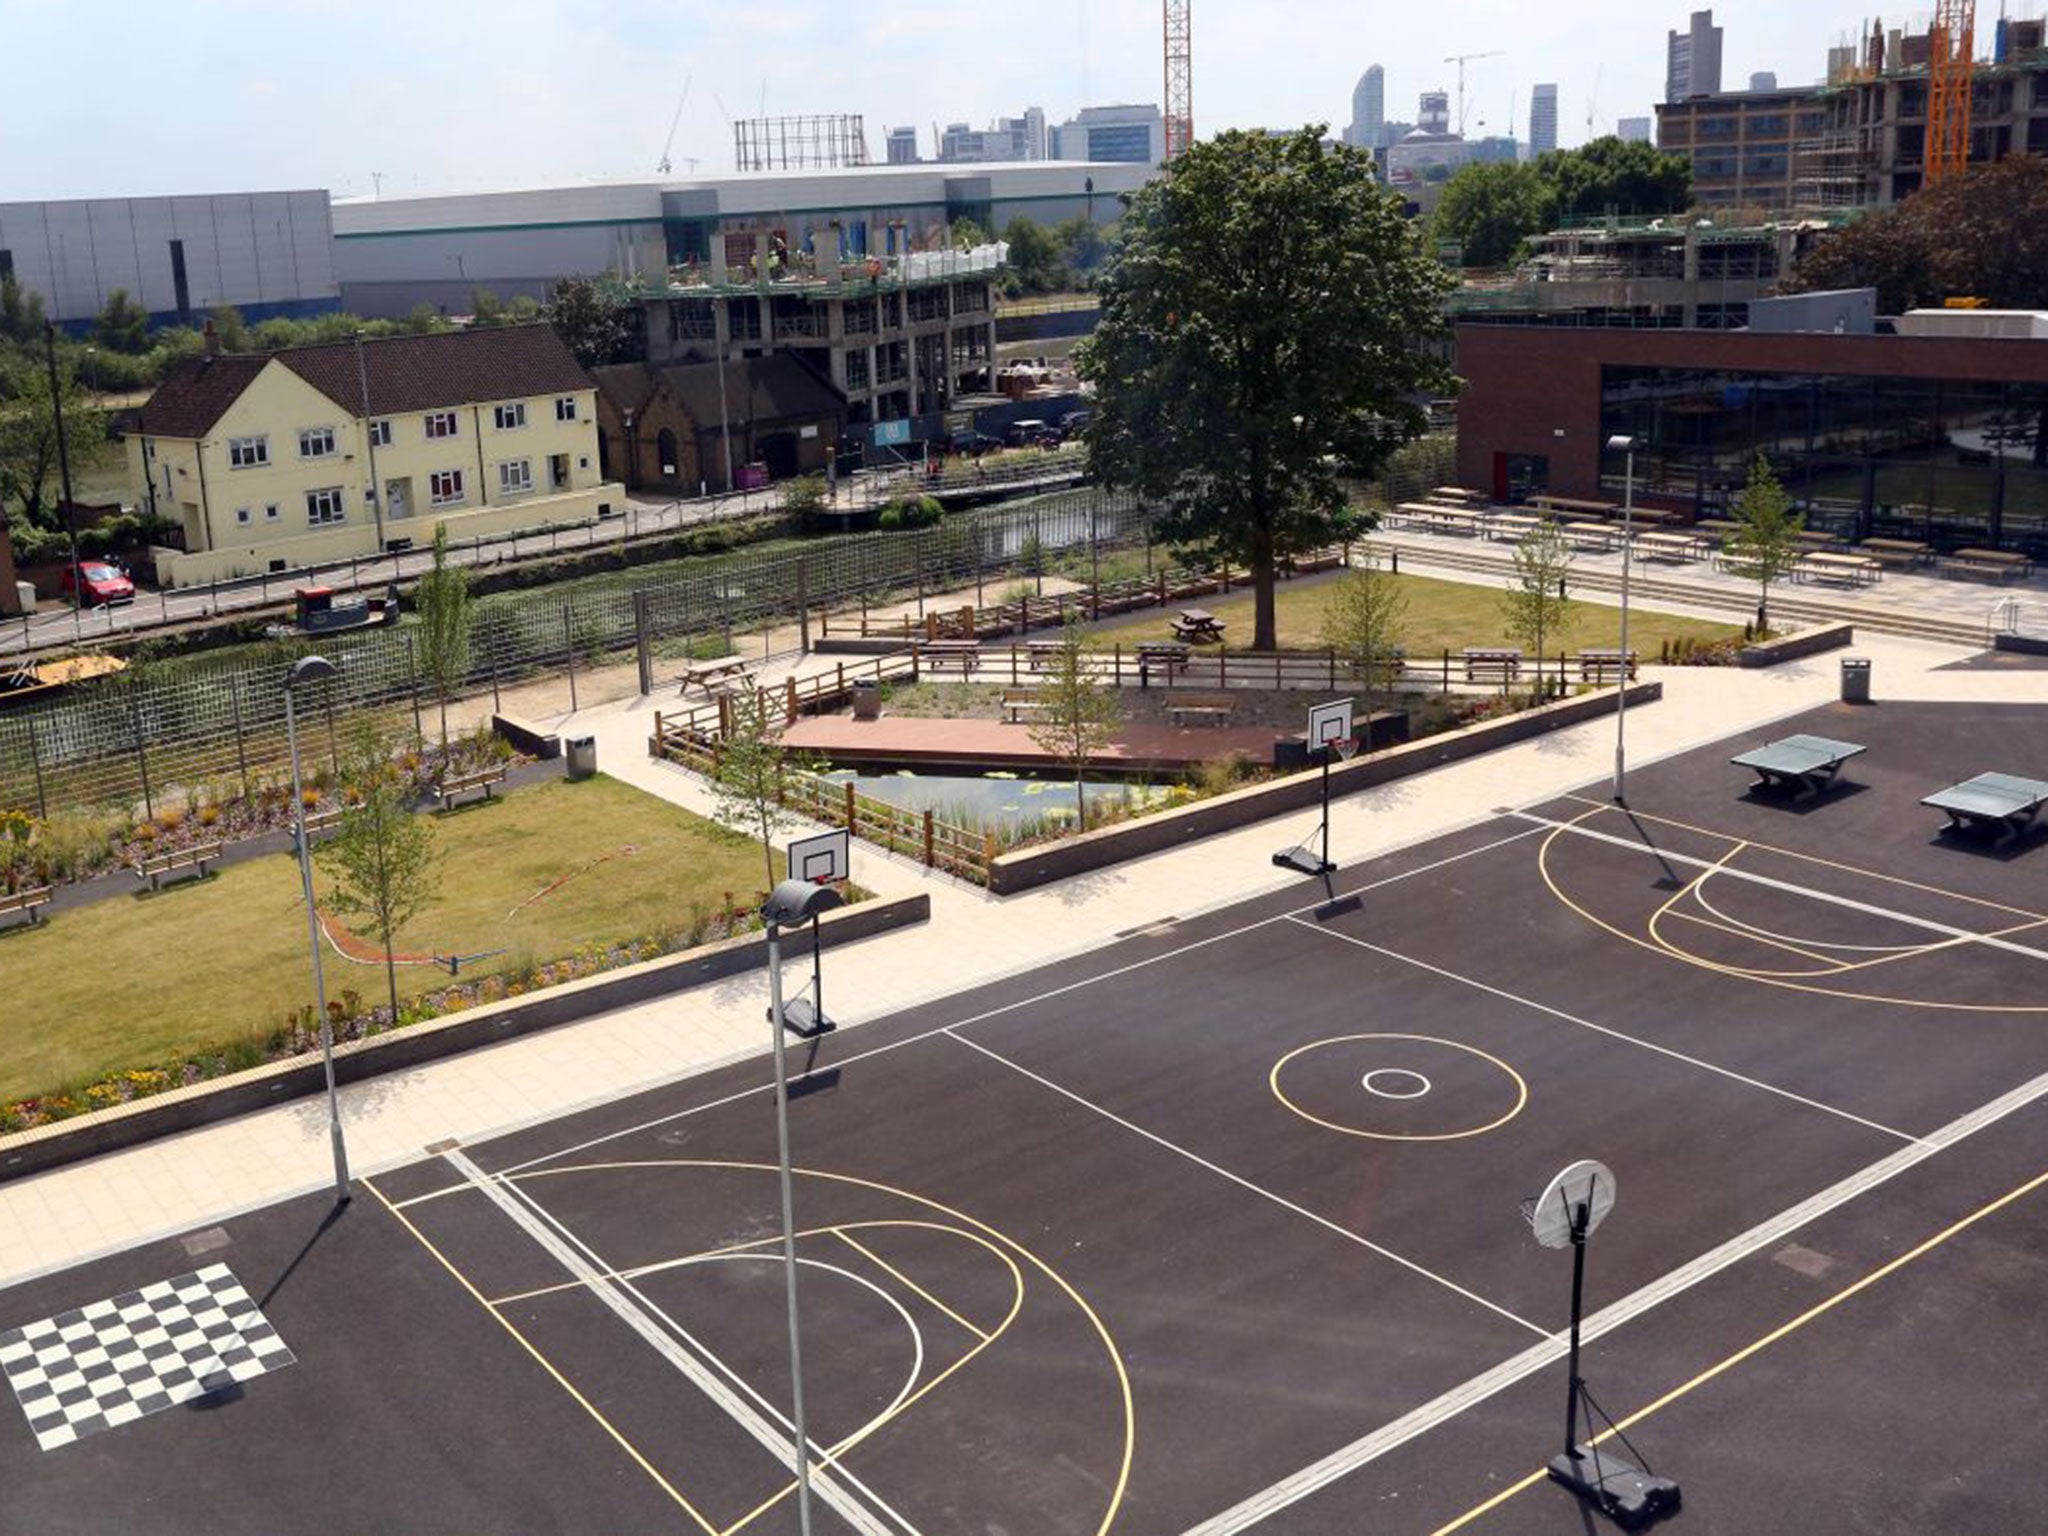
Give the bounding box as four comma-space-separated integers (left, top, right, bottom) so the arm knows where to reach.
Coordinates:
1164, 0, 1194, 160
1925, 0, 1977, 184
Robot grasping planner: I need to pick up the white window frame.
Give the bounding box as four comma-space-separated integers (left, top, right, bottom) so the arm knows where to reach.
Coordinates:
498, 458, 534, 497
554, 396, 577, 422
368, 419, 393, 448
234, 506, 252, 525
227, 435, 269, 469
298, 425, 337, 459
494, 402, 527, 431
305, 487, 347, 527
424, 410, 458, 440
429, 469, 466, 506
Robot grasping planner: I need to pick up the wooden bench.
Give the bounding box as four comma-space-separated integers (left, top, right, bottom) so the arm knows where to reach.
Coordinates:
1485, 513, 1543, 544
1563, 521, 1616, 552
435, 764, 507, 811
918, 640, 983, 675
1578, 649, 1639, 684
1463, 647, 1523, 685
1168, 691, 1239, 727
133, 841, 221, 892
1024, 640, 1066, 671
1939, 548, 2035, 582
1856, 537, 1934, 569
0, 885, 53, 928
1137, 641, 1193, 681
1795, 552, 1882, 587
1636, 531, 1709, 563
1000, 688, 1046, 724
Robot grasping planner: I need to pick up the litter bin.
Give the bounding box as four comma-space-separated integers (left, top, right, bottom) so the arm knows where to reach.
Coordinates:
852, 678, 881, 721
565, 734, 598, 780
1840, 655, 1871, 705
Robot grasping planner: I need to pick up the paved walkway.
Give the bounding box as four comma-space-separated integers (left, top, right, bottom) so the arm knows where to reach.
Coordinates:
0, 616, 2036, 1288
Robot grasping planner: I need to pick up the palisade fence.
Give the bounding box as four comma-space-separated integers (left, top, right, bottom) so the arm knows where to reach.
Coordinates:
0, 488, 1150, 819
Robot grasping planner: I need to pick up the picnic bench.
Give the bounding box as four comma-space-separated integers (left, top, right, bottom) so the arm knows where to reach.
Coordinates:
918, 639, 983, 675
1000, 688, 1046, 724
0, 885, 53, 928
1636, 530, 1710, 563
1856, 537, 1934, 569
435, 764, 507, 811
1173, 608, 1227, 643
1024, 639, 1066, 671
1795, 551, 1883, 587
1168, 691, 1239, 727
133, 840, 222, 892
1136, 640, 1193, 682
1695, 518, 1741, 542
1578, 649, 1639, 684
679, 657, 753, 698
1432, 485, 1489, 505
1731, 734, 1866, 800
1463, 647, 1523, 685
1793, 529, 1851, 554
1938, 548, 2035, 582
1563, 521, 1617, 552
1529, 494, 1618, 519
1922, 772, 2048, 847
1485, 513, 1543, 544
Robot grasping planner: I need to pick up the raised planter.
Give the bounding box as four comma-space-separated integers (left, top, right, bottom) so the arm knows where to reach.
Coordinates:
0, 892, 930, 1183
492, 712, 562, 759
1739, 622, 1854, 668
1993, 631, 2048, 656
987, 683, 1662, 895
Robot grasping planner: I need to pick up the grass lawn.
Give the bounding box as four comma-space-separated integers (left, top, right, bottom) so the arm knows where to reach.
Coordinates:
0, 775, 778, 1101
1090, 570, 1742, 657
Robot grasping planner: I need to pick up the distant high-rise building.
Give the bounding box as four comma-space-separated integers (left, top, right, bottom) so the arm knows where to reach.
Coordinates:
1665, 9, 1724, 102
1052, 104, 1167, 165
1529, 84, 1559, 155
1749, 70, 1777, 92
1616, 116, 1652, 142
885, 126, 920, 164
1348, 65, 1386, 148
1418, 90, 1451, 135
938, 108, 1049, 163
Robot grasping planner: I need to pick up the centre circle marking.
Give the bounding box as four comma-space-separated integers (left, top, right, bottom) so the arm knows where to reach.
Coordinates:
1362, 1068, 1432, 1100
1270, 1033, 1527, 1141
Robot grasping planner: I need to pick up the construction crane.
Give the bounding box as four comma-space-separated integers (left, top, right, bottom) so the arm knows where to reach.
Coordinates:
1444, 50, 1505, 137
1926, 0, 1977, 184
1163, 0, 1194, 160
656, 76, 693, 175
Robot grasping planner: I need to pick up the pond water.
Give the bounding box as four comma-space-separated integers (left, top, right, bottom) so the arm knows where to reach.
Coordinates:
816, 768, 1176, 830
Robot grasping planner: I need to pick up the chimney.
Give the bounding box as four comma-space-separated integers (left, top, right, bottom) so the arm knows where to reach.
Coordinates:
203, 318, 219, 358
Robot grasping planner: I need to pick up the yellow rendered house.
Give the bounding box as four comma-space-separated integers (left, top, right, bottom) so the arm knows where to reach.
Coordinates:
128, 323, 621, 587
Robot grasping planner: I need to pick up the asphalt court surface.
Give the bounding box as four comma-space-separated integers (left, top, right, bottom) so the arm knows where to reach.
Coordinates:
2, 698, 2046, 1534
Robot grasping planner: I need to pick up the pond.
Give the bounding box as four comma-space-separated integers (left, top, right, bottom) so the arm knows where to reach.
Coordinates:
816, 768, 1177, 831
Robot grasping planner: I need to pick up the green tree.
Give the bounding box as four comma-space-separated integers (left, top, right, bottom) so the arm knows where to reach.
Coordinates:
1431, 161, 1557, 268
1026, 616, 1123, 828
404, 303, 451, 336
780, 472, 828, 531
1500, 521, 1575, 694
1001, 217, 1070, 295
1319, 551, 1408, 735
1054, 215, 1108, 277
543, 276, 638, 367
317, 722, 440, 1028
1079, 127, 1454, 651
949, 216, 993, 250
92, 289, 151, 354
1724, 454, 1803, 634
708, 687, 798, 895
0, 356, 106, 530
414, 523, 473, 748
0, 274, 47, 345
208, 305, 252, 352
470, 288, 507, 326
1535, 136, 1693, 222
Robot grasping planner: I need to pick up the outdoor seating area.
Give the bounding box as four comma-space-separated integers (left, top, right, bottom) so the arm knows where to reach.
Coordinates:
677, 658, 754, 698
0, 885, 52, 928
1166, 691, 1239, 727
1794, 552, 1884, 587
434, 764, 507, 811
1462, 647, 1523, 685
917, 639, 984, 675
1938, 548, 2035, 582
999, 688, 1046, 724
131, 841, 221, 892
1172, 608, 1228, 643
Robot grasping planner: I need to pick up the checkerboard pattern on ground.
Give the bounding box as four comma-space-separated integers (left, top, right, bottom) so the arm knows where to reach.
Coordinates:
0, 1263, 294, 1451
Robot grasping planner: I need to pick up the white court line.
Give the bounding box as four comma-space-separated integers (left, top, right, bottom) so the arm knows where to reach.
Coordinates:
440, 1150, 910, 1536
942, 1029, 1550, 1340
1180, 1057, 2048, 1534
1285, 917, 1924, 1146
1517, 808, 2048, 966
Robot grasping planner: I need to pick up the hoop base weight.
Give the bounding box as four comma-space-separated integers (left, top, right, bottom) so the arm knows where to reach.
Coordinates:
1547, 1447, 1681, 1530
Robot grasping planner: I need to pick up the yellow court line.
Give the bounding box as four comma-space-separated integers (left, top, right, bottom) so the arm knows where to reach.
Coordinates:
1428, 1162, 2048, 1535
1655, 909, 1854, 975
1561, 793, 2048, 922
1643, 842, 1854, 975
836, 1228, 993, 1343
362, 1176, 720, 1536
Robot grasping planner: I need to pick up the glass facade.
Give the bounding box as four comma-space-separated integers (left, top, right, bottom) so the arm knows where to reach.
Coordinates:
1599, 365, 2048, 553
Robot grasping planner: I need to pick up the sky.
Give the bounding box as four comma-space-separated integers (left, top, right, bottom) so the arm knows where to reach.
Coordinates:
3, 0, 1893, 203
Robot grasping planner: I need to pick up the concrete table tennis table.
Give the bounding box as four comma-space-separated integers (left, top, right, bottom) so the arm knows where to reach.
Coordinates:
1731, 733, 1867, 800
1922, 772, 2048, 846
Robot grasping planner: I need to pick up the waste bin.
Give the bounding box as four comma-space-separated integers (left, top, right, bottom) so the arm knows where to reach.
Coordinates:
565, 734, 598, 780
852, 678, 881, 721
1840, 656, 1871, 705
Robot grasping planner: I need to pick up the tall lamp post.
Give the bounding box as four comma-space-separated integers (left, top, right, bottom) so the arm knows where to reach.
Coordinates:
285, 655, 352, 1205
1606, 434, 1638, 801
761, 877, 846, 1536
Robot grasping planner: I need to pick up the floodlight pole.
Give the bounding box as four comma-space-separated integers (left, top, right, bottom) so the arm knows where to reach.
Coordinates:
763, 916, 817, 1536
1607, 435, 1638, 801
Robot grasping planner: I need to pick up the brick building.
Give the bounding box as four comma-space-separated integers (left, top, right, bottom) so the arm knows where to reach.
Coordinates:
590, 358, 845, 495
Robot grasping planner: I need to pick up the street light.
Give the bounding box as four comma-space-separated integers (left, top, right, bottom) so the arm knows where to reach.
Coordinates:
284, 654, 352, 1205
760, 877, 846, 1536
1606, 434, 1638, 801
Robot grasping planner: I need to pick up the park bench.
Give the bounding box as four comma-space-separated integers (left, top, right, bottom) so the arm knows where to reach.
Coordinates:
435, 764, 507, 811
1856, 537, 1934, 569
1922, 772, 2048, 847
1938, 548, 2034, 582
1795, 552, 1883, 587
1731, 734, 1866, 801
679, 657, 753, 698
1463, 647, 1523, 685
133, 840, 221, 892
1578, 649, 1639, 684
918, 639, 983, 676
1000, 688, 1047, 724
0, 885, 53, 928
1168, 691, 1239, 727
1024, 640, 1066, 671
292, 805, 342, 853
1136, 640, 1192, 683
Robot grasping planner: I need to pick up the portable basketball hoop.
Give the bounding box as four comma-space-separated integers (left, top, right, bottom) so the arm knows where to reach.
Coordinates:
1273, 700, 1356, 879
766, 833, 850, 1039
1522, 1160, 1681, 1529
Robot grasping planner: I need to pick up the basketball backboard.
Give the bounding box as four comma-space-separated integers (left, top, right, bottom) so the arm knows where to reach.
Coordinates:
1307, 698, 1355, 755
1527, 1160, 1617, 1249
786, 828, 852, 885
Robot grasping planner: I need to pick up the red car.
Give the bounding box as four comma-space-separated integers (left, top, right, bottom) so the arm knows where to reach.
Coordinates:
62, 561, 135, 607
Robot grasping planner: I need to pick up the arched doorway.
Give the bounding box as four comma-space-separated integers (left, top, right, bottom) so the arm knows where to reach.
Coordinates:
657, 428, 680, 484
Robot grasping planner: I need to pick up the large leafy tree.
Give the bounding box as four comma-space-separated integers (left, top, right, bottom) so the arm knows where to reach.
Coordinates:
1432, 161, 1556, 268
1079, 127, 1454, 651
1535, 136, 1693, 223
93, 289, 151, 354
1001, 217, 1071, 295
544, 276, 640, 367
0, 351, 105, 530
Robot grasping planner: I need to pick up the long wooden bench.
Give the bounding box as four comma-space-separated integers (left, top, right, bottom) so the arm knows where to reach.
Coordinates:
0, 885, 53, 928
435, 764, 507, 811
1795, 552, 1882, 587
1578, 649, 1639, 684
1000, 688, 1047, 724
1856, 537, 1934, 568
1463, 647, 1523, 685
133, 841, 222, 892
918, 639, 983, 675
1168, 691, 1239, 727
1938, 548, 2034, 582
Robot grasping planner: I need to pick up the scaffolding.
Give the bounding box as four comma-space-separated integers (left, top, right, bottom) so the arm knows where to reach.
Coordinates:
733, 114, 872, 173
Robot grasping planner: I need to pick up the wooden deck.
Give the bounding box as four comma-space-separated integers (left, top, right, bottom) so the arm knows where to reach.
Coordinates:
780, 713, 1285, 771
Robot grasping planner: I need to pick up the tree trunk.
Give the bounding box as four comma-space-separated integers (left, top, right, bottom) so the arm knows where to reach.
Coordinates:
383, 940, 400, 1029
759, 810, 776, 898
1074, 764, 1087, 831
438, 695, 449, 753
1251, 519, 1278, 653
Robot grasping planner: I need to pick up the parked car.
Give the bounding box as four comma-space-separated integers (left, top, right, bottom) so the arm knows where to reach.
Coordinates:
948, 431, 1001, 457
1005, 419, 1052, 447
62, 561, 135, 607
1057, 410, 1093, 441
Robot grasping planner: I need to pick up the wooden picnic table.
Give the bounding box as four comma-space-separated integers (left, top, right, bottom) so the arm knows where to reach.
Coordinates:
1938, 548, 2035, 582
1696, 518, 1741, 541
1794, 529, 1851, 553
1529, 494, 1618, 518
1463, 647, 1523, 684
1136, 640, 1193, 681
1432, 485, 1489, 504
679, 657, 753, 697
1857, 537, 1934, 568
1563, 521, 1616, 552
918, 639, 984, 674
1173, 608, 1227, 643
1485, 513, 1543, 543
1795, 551, 1882, 586
1635, 530, 1709, 563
